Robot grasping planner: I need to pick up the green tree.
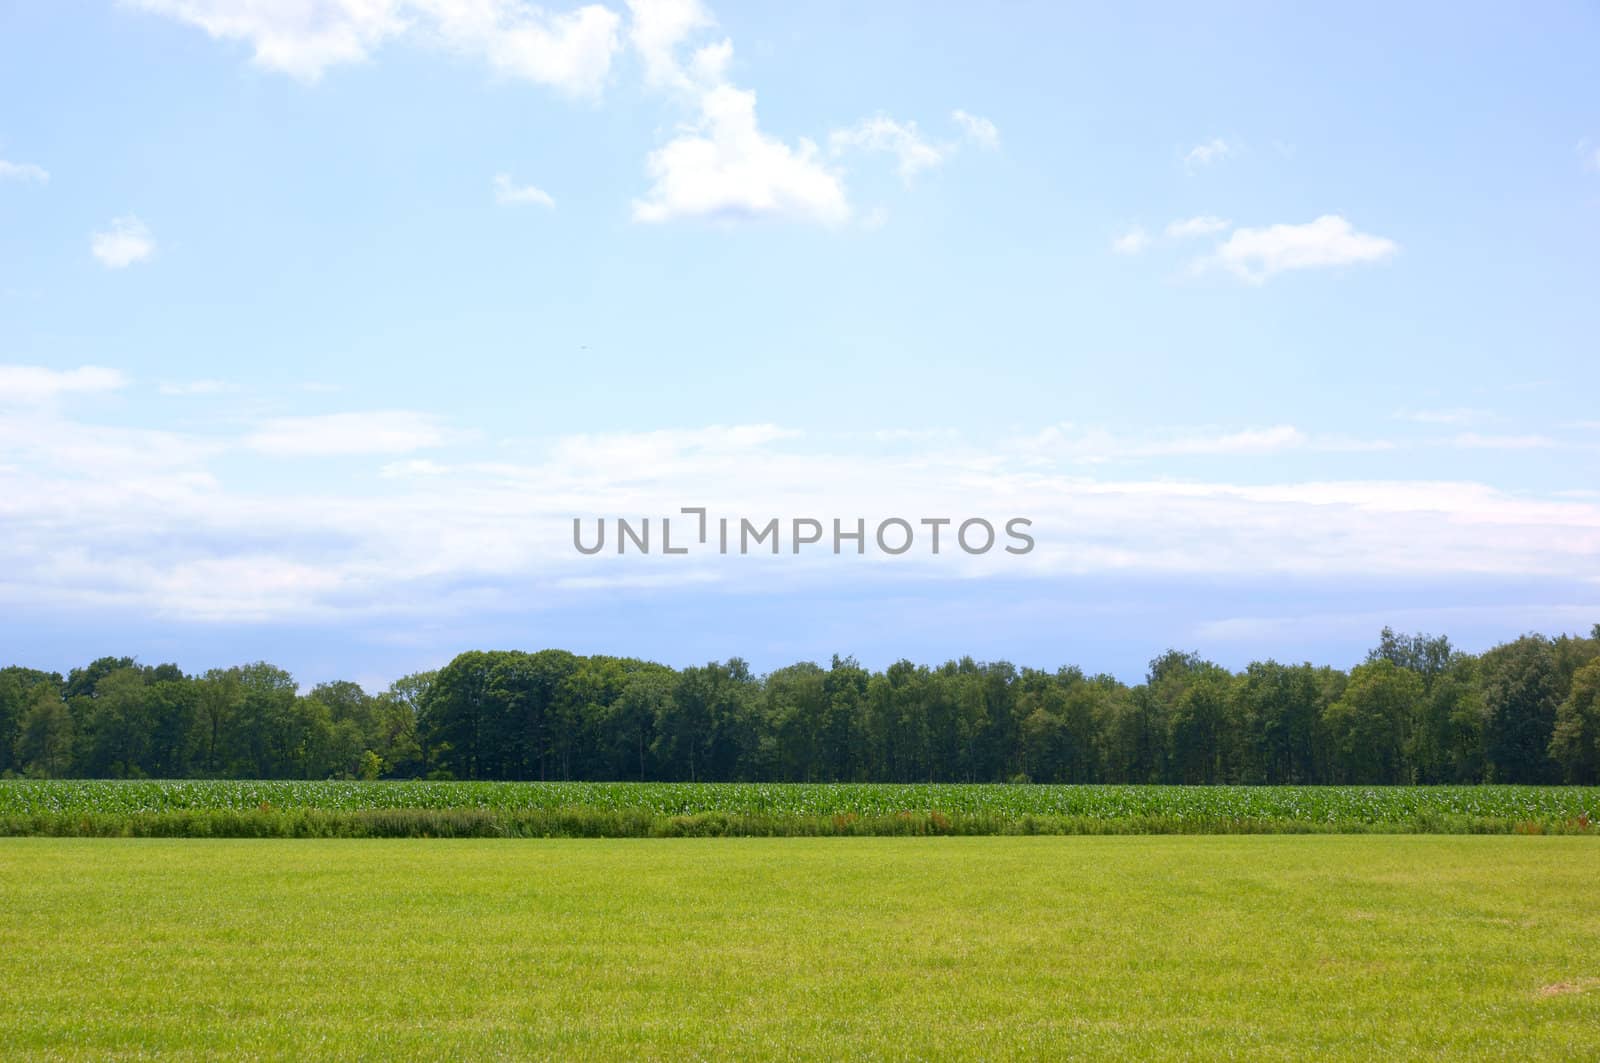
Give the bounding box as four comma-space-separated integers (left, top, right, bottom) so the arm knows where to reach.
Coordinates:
1168, 673, 1235, 784
0, 667, 62, 776
15, 687, 75, 777
373, 671, 431, 777
75, 666, 153, 777
763, 662, 827, 780
604, 667, 672, 781
1322, 660, 1423, 784
1480, 636, 1561, 783
231, 662, 301, 777
144, 677, 203, 777
422, 651, 499, 780
822, 655, 871, 781
656, 660, 757, 781
195, 669, 243, 775
62, 656, 137, 701
1550, 658, 1600, 783
1367, 627, 1454, 685
1099, 684, 1164, 784
356, 749, 385, 780
311, 681, 377, 743
1234, 661, 1324, 784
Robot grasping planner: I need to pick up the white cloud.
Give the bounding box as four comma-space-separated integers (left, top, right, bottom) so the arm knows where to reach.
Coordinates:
686, 37, 731, 83
492, 172, 556, 207
1448, 432, 1558, 451
1111, 226, 1150, 255
830, 116, 947, 182
159, 379, 239, 396
91, 216, 157, 269
5, 400, 1600, 623
131, 0, 405, 80
132, 0, 622, 95
1018, 423, 1398, 464
1183, 137, 1230, 172
0, 159, 49, 183
1195, 603, 1600, 645
1152, 425, 1306, 456
423, 0, 622, 97
1165, 215, 1230, 239
632, 83, 848, 224
624, 0, 849, 225
830, 110, 997, 184
244, 411, 451, 456
379, 458, 450, 478
0, 365, 127, 405
136, 0, 980, 226
0, 408, 215, 478
626, 0, 715, 89
1203, 214, 1398, 283
1024, 424, 1293, 462
951, 109, 999, 150
548, 422, 800, 473
1395, 408, 1493, 426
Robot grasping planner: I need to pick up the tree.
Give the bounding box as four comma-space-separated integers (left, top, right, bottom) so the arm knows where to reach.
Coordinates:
15, 687, 74, 777
311, 681, 377, 741
605, 668, 672, 781
1550, 658, 1600, 783
822, 655, 871, 781
1367, 627, 1454, 686
1322, 660, 1422, 784
357, 749, 385, 780
0, 667, 61, 777
1168, 673, 1234, 784
230, 662, 300, 777
1480, 636, 1562, 783
1100, 685, 1163, 784
423, 651, 499, 780
7, 624, 1600, 784
562, 655, 630, 780
1234, 661, 1323, 784
491, 650, 581, 780
75, 666, 152, 777
63, 656, 137, 701
656, 660, 757, 781
373, 671, 431, 778
144, 678, 202, 777
195, 669, 243, 775
763, 662, 828, 781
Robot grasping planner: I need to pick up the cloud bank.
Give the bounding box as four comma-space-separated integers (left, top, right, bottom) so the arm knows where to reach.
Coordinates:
3, 366, 1597, 624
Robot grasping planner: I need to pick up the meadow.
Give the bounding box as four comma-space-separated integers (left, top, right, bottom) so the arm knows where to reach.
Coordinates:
2, 779, 1598, 836
2, 836, 1599, 1059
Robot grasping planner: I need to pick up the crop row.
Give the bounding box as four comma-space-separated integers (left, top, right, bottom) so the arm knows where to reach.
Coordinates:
3, 780, 1598, 825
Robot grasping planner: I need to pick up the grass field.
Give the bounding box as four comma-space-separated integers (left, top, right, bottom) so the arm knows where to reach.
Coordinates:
4, 780, 1599, 835
3, 836, 1599, 1059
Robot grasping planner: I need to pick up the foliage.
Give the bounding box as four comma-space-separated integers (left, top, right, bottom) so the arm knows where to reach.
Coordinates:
6, 625, 1599, 785
1, 779, 1596, 836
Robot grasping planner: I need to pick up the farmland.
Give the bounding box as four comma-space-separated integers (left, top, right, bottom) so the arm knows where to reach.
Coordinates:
2, 779, 1597, 836
3, 836, 1599, 1059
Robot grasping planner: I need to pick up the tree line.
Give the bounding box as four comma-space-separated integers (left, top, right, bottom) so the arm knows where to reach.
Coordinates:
4, 626, 1600, 785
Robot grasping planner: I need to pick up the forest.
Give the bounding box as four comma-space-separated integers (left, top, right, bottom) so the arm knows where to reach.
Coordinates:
3, 626, 1599, 785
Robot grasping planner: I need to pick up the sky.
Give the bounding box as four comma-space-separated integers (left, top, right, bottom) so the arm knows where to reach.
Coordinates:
2, 0, 1598, 690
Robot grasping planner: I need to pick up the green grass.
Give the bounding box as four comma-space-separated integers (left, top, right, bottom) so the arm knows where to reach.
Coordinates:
3, 780, 1598, 835
2, 837, 1599, 1059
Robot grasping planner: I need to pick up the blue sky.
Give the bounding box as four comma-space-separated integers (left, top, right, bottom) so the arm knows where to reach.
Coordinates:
2, 0, 1598, 689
